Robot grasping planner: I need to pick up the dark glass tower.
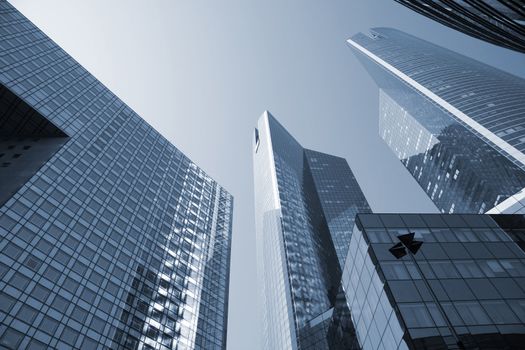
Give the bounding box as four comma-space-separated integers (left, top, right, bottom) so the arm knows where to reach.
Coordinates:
394, 0, 525, 53
348, 27, 525, 215
0, 2, 233, 350
343, 213, 525, 349
253, 111, 371, 349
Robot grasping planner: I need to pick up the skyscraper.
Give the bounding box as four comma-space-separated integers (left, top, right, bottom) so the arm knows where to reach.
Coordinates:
253, 111, 371, 349
0, 2, 233, 350
394, 0, 525, 53
348, 28, 525, 215
342, 213, 525, 349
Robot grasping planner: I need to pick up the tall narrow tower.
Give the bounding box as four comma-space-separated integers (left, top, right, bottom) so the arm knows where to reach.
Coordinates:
253, 111, 371, 349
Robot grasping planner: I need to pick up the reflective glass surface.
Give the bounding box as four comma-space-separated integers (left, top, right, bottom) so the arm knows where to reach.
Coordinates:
0, 3, 233, 350
349, 28, 525, 214
378, 85, 525, 215
342, 213, 525, 350
253, 112, 371, 349
393, 0, 525, 53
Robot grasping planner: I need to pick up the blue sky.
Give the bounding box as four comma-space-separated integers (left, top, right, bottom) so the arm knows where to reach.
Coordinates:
10, 0, 525, 349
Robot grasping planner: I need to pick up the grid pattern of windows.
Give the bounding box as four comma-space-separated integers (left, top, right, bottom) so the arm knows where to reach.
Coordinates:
349, 28, 525, 214
305, 149, 372, 267
0, 3, 233, 350
254, 113, 299, 350
254, 112, 370, 349
378, 86, 525, 215
394, 0, 525, 53
351, 28, 525, 154
343, 213, 525, 350
0, 83, 69, 207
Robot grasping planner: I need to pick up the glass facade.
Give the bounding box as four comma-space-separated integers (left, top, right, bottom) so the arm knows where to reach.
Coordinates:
378, 85, 525, 215
394, 0, 525, 53
348, 28, 525, 214
253, 111, 371, 349
0, 2, 233, 350
342, 213, 525, 350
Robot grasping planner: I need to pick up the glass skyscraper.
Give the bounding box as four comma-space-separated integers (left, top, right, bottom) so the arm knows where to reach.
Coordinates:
0, 2, 233, 350
253, 111, 371, 350
393, 0, 525, 53
348, 28, 525, 215
342, 213, 525, 350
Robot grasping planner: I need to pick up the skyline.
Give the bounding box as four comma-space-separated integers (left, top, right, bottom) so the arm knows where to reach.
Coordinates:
4, 1, 525, 349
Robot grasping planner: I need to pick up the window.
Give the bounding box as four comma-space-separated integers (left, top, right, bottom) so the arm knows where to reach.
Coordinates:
51, 295, 69, 313
455, 229, 477, 242
454, 301, 491, 325
441, 302, 464, 326
4, 242, 23, 260
0, 328, 24, 349
399, 303, 435, 328
61, 326, 79, 346
500, 259, 525, 277
482, 300, 519, 324
39, 315, 60, 335
478, 260, 506, 277
10, 272, 31, 291
17, 304, 38, 324
507, 300, 525, 323
0, 292, 16, 313
431, 261, 460, 278
367, 229, 392, 243
431, 228, 456, 242
24, 255, 42, 271
381, 261, 410, 280
455, 260, 483, 278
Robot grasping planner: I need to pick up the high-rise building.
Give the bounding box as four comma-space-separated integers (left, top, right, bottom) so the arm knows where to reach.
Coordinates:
342, 212, 525, 350
253, 111, 371, 349
0, 2, 233, 350
394, 0, 525, 53
348, 28, 525, 214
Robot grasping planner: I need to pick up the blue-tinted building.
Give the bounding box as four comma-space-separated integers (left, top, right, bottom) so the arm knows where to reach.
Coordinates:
348, 28, 525, 215
393, 0, 525, 53
343, 213, 525, 350
0, 2, 233, 350
253, 111, 371, 349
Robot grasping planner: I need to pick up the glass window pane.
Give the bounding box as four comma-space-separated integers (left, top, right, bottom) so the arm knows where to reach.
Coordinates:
431, 261, 460, 278
381, 261, 410, 280
455, 260, 484, 278
399, 303, 435, 328
481, 300, 519, 324
507, 300, 525, 323
454, 301, 491, 325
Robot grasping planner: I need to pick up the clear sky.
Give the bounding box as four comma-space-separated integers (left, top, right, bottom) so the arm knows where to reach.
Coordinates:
9, 0, 525, 349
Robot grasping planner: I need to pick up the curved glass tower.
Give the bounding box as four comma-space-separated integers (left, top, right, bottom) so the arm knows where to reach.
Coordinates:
348, 27, 525, 214
253, 111, 371, 349
394, 0, 525, 53
0, 3, 233, 350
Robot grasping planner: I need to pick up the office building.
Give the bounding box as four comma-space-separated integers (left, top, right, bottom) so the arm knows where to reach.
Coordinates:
394, 0, 525, 53
253, 111, 371, 349
348, 28, 525, 214
0, 2, 233, 350
342, 213, 525, 349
